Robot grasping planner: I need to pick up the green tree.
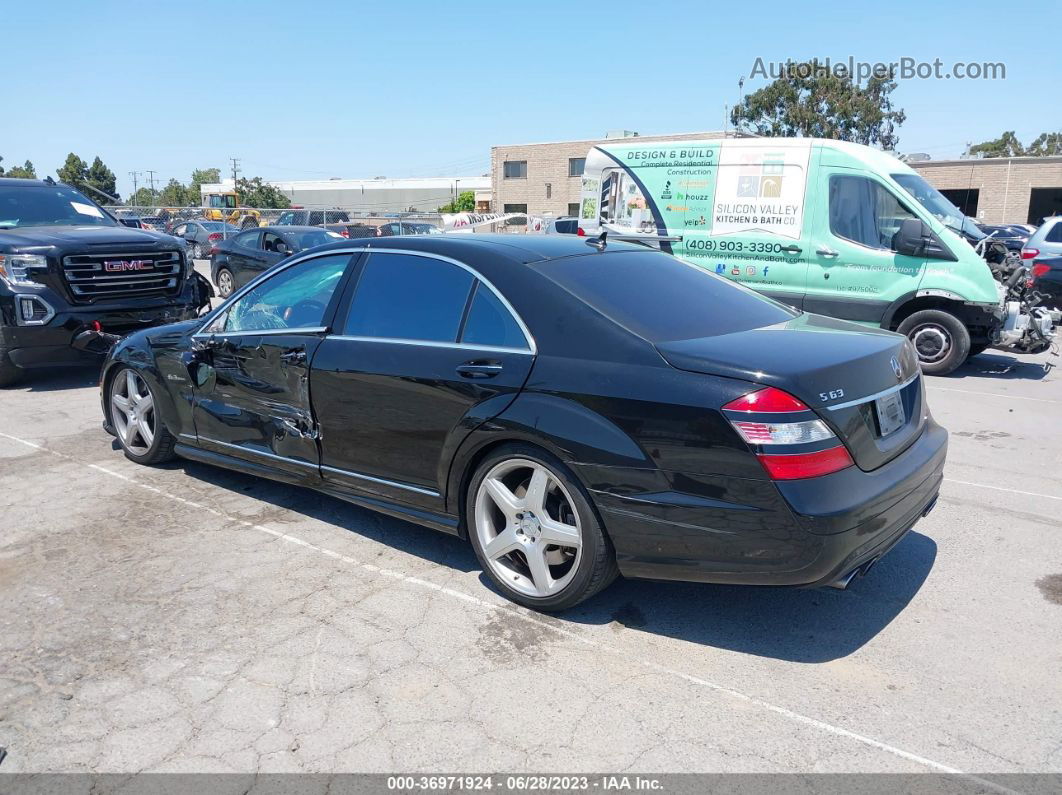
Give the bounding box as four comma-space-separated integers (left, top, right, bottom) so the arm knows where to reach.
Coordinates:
57, 153, 89, 188
130, 187, 157, 207
157, 178, 191, 207
0, 156, 4, 176
968, 131, 1026, 158
438, 190, 476, 213
5, 160, 36, 179
732, 60, 906, 149
85, 157, 118, 203
235, 176, 291, 209
188, 167, 221, 205
1025, 132, 1062, 157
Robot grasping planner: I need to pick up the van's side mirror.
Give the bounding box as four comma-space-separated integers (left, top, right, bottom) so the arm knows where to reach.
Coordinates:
892, 218, 954, 260
892, 219, 927, 257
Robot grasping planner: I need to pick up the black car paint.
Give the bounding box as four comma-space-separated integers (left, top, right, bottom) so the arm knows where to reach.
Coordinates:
0, 181, 209, 371
209, 225, 335, 289
101, 235, 946, 589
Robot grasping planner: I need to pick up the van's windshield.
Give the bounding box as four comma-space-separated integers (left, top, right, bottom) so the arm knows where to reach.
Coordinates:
891, 173, 984, 241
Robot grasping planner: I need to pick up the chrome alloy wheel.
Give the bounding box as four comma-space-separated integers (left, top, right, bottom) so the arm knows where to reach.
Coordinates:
110, 370, 156, 456
474, 458, 583, 598
217, 269, 235, 298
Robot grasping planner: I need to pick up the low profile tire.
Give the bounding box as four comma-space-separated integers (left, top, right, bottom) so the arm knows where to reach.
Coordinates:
0, 340, 22, 388
466, 443, 619, 611
109, 367, 176, 465
897, 309, 970, 376
215, 267, 235, 298
966, 343, 990, 359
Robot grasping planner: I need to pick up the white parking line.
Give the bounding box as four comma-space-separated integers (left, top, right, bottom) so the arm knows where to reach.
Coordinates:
944, 478, 1062, 502
929, 385, 1062, 405
0, 429, 1019, 788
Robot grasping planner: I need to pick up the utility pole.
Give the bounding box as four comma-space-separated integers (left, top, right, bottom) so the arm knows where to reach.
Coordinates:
129, 171, 142, 206
229, 157, 240, 189
146, 170, 158, 204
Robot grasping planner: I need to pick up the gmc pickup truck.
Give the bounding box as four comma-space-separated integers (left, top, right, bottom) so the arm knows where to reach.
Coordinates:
0, 178, 212, 386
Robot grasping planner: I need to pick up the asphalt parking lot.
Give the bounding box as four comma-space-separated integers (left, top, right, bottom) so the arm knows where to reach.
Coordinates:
1, 264, 1060, 776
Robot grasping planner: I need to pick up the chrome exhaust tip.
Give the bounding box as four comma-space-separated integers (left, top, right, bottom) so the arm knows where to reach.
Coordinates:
827, 568, 860, 590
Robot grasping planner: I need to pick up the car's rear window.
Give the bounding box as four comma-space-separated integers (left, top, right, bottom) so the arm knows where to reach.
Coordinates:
533, 249, 797, 342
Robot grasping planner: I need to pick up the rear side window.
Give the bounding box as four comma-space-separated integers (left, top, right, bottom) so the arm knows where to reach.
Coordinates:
343, 253, 474, 342
829, 175, 917, 250
461, 283, 527, 349
1046, 222, 1062, 243
533, 250, 796, 343
234, 230, 260, 249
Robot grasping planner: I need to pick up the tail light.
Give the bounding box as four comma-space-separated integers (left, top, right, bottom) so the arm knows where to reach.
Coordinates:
207, 232, 223, 242
1031, 263, 1050, 280
1021, 248, 1039, 260
722, 387, 854, 480
340, 229, 349, 238
208, 246, 220, 256
577, 227, 586, 236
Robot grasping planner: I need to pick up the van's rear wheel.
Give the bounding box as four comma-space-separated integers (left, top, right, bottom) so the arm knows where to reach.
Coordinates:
897, 309, 970, 375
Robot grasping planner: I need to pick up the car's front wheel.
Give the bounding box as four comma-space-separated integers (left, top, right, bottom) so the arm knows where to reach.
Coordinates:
466, 444, 618, 611
897, 309, 971, 375
109, 367, 176, 465
190, 242, 203, 260
215, 267, 235, 298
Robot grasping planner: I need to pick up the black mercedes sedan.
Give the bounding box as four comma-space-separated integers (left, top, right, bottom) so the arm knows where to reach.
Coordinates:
97, 235, 947, 610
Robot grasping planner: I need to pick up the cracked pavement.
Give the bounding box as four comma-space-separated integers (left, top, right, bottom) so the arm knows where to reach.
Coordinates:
1, 287, 1060, 774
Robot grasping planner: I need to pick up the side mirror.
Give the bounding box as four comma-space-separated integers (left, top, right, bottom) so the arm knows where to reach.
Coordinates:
274, 242, 289, 255
892, 218, 927, 257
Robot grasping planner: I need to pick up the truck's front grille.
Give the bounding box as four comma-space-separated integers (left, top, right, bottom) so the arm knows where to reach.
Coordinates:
61, 251, 183, 302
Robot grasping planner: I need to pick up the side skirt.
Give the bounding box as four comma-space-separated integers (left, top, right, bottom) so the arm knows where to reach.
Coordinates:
173, 442, 461, 536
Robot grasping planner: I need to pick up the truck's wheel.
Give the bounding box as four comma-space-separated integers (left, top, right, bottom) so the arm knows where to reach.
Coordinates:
897, 309, 971, 375
240, 217, 259, 230
0, 340, 22, 388
967, 343, 990, 359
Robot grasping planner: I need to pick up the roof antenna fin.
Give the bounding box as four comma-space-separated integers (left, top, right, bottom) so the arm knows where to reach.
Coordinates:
587, 229, 607, 251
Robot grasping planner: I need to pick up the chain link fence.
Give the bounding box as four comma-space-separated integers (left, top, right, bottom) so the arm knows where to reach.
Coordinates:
102, 206, 522, 236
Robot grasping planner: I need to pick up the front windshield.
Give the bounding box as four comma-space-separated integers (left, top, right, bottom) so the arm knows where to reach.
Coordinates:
891, 173, 983, 240
0, 186, 117, 229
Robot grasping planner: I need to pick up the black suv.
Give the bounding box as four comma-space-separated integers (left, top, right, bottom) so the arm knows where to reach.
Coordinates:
0, 178, 212, 386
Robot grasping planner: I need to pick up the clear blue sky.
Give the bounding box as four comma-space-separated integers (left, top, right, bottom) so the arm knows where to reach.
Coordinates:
6, 0, 1060, 198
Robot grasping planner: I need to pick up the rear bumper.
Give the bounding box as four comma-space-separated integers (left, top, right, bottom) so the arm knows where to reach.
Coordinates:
581, 420, 947, 587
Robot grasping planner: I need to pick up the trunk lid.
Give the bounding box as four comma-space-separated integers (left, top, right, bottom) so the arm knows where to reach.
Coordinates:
657, 313, 925, 471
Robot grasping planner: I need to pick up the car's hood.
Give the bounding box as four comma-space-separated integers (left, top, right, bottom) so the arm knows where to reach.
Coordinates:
0, 225, 179, 249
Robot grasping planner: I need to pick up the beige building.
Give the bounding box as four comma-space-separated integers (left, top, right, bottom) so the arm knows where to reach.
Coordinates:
910, 157, 1062, 225
490, 131, 1062, 227
491, 130, 743, 222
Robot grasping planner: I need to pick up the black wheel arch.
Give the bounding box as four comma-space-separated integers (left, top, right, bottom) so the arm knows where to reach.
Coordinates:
882, 292, 997, 340
101, 346, 183, 440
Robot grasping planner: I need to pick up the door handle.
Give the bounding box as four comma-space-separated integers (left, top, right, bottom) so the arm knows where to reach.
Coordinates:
456, 361, 502, 379
280, 348, 307, 364
816, 246, 840, 258
780, 244, 802, 255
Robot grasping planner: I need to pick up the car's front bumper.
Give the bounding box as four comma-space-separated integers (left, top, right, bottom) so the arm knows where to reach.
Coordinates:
2, 301, 200, 368
576, 419, 947, 588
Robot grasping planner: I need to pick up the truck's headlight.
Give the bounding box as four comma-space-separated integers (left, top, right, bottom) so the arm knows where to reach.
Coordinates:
0, 254, 48, 287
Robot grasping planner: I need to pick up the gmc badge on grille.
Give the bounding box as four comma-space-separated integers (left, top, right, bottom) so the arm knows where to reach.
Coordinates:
103, 259, 152, 272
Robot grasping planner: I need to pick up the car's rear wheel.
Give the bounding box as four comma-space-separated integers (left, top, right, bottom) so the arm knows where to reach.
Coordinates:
109, 367, 176, 465
190, 242, 203, 260
897, 309, 970, 375
466, 444, 618, 611
215, 267, 235, 298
